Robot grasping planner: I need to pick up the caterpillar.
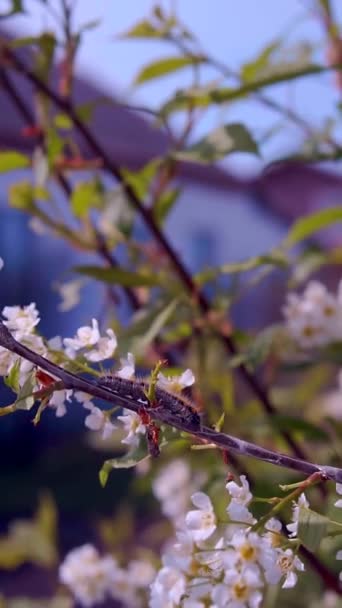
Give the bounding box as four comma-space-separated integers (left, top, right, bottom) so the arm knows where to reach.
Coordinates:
97, 375, 201, 432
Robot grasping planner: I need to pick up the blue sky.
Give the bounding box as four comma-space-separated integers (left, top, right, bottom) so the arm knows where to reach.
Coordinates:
6, 0, 342, 173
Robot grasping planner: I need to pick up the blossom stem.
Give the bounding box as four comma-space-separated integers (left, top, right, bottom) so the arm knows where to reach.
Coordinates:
251, 472, 323, 533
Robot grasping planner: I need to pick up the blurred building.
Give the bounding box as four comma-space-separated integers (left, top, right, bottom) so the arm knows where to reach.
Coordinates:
1, 31, 342, 334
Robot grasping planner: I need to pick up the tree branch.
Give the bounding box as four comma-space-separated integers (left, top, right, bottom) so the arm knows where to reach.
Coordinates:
0, 321, 341, 483
0, 45, 312, 464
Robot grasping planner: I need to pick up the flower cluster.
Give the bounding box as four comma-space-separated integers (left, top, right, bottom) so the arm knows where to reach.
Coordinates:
152, 459, 206, 526
59, 544, 155, 607
0, 302, 197, 451
283, 279, 342, 348
150, 476, 305, 607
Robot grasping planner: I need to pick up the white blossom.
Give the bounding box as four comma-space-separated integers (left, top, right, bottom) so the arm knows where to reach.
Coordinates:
29, 217, 49, 235
117, 409, 146, 448
185, 492, 217, 542
2, 303, 40, 336
287, 493, 309, 537
0, 346, 17, 376
64, 319, 100, 358
55, 279, 84, 312
335, 483, 342, 509
277, 549, 304, 588
85, 328, 117, 362
212, 566, 263, 608
59, 544, 117, 607
153, 459, 196, 523
157, 368, 195, 393
84, 404, 116, 440
117, 352, 135, 379
48, 389, 72, 417
283, 280, 342, 348
127, 559, 156, 587
226, 475, 255, 524
150, 566, 186, 606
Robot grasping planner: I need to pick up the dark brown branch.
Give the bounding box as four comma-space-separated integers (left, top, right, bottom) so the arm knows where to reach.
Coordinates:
0, 321, 341, 483
0, 45, 312, 464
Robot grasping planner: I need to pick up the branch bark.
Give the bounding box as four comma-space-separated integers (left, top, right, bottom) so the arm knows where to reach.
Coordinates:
0, 321, 341, 483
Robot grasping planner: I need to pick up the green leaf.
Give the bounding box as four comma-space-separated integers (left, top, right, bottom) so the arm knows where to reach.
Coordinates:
271, 415, 328, 441
46, 128, 64, 167
99, 447, 149, 487
71, 179, 104, 217
0, 151, 30, 173
9, 181, 35, 210
195, 252, 288, 285
121, 159, 161, 199
34, 186, 50, 201
153, 188, 180, 225
4, 360, 21, 392
297, 507, 328, 551
119, 19, 168, 39
243, 325, 282, 368
241, 41, 280, 82
14, 373, 36, 411
161, 63, 334, 115
54, 113, 73, 130
35, 33, 56, 80
74, 266, 160, 287
135, 298, 179, 353
134, 55, 204, 84
173, 124, 258, 163
284, 206, 342, 247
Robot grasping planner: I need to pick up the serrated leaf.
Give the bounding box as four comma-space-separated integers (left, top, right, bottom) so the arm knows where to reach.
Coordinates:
134, 55, 205, 84
173, 124, 258, 163
71, 179, 104, 217
74, 265, 160, 287
297, 507, 328, 551
99, 448, 149, 487
284, 206, 342, 247
153, 188, 180, 225
9, 181, 35, 210
0, 151, 30, 172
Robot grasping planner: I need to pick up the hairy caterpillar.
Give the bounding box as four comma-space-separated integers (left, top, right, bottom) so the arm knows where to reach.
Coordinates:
97, 375, 201, 432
